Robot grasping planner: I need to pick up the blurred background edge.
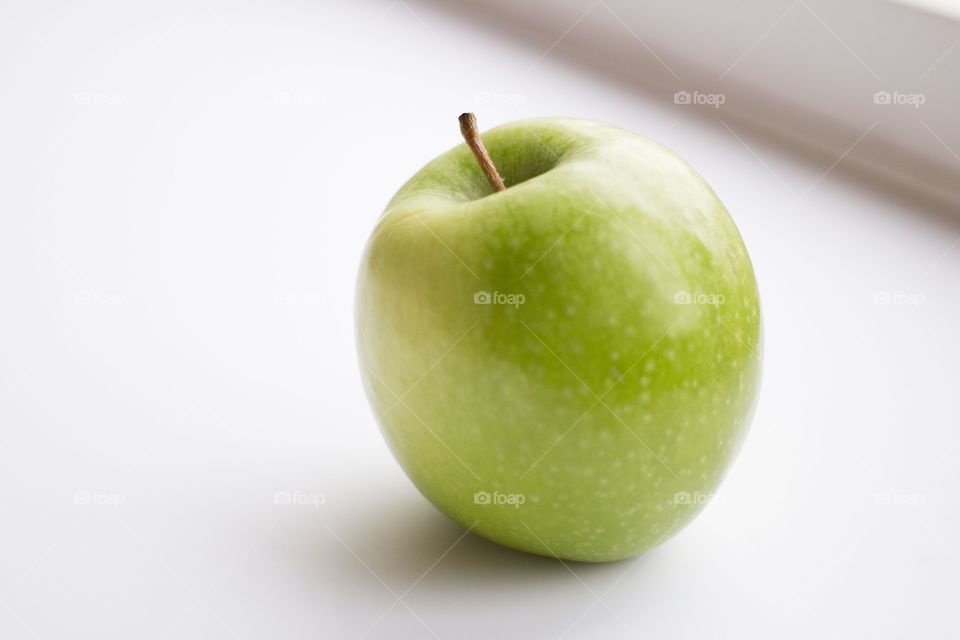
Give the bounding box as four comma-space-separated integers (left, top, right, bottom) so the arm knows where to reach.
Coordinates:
409, 0, 960, 211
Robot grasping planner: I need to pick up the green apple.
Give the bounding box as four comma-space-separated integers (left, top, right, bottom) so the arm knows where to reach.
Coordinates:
356, 116, 761, 562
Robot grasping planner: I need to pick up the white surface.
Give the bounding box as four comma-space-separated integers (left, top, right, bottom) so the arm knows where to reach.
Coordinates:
1, 1, 959, 638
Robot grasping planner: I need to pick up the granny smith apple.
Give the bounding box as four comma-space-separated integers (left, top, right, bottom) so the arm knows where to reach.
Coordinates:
356, 116, 761, 562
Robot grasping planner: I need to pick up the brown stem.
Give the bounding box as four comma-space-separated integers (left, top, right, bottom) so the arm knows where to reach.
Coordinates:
459, 113, 505, 192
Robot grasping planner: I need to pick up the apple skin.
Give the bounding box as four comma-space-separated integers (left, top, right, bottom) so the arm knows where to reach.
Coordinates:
356, 118, 761, 562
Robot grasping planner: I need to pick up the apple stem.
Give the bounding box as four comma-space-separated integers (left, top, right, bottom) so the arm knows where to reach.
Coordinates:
459, 113, 506, 193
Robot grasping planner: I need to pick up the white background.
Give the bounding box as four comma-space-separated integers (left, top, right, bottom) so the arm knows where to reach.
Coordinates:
1, 1, 958, 638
